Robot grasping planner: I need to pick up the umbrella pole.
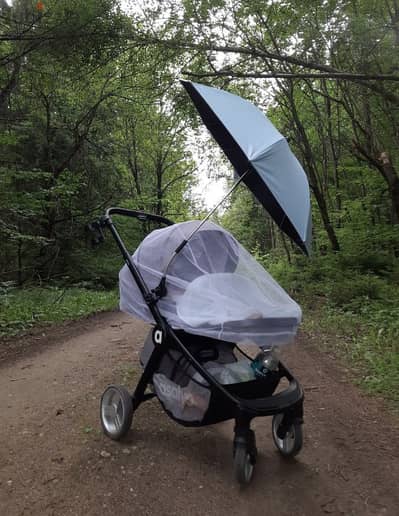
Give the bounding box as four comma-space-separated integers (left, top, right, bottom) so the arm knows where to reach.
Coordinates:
150, 169, 252, 301
158, 169, 251, 286
189, 168, 251, 236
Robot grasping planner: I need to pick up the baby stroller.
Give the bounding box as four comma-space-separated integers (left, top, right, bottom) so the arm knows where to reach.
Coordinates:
90, 80, 311, 484
89, 209, 305, 485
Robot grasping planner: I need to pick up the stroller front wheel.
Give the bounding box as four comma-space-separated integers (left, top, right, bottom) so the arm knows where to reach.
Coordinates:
233, 444, 255, 485
272, 413, 303, 457
100, 385, 133, 440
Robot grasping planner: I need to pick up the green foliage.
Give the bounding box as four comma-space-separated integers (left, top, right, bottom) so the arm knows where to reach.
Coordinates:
222, 188, 273, 252
0, 286, 118, 336
0, 0, 196, 287
256, 249, 399, 404
304, 301, 399, 404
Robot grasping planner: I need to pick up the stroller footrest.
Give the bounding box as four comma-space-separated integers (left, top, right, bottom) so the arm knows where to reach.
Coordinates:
233, 378, 304, 416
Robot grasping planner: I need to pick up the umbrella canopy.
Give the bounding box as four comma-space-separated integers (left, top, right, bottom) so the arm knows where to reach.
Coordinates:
181, 80, 312, 254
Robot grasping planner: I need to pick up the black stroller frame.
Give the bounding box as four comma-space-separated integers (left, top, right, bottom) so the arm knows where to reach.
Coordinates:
90, 207, 304, 485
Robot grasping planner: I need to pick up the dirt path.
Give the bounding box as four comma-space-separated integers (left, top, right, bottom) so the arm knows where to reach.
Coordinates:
0, 313, 398, 516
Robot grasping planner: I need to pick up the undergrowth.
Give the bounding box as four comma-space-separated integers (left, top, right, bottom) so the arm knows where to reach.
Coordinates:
258, 252, 399, 406
0, 286, 118, 337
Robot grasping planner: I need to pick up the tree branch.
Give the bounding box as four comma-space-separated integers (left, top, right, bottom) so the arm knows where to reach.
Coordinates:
182, 70, 399, 82
161, 172, 193, 195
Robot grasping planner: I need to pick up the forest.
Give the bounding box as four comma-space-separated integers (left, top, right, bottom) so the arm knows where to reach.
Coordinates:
0, 0, 398, 403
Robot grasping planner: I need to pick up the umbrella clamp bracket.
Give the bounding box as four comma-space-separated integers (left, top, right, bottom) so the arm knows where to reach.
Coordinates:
145, 277, 168, 305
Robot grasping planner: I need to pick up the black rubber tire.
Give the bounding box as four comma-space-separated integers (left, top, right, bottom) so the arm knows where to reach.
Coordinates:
100, 385, 133, 440
233, 445, 255, 485
272, 413, 303, 457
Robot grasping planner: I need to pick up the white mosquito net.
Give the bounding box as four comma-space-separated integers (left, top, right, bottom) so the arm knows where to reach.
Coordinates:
119, 220, 301, 348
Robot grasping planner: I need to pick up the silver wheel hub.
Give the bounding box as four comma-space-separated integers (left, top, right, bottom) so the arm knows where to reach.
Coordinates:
273, 414, 295, 454
244, 453, 254, 482
101, 388, 125, 435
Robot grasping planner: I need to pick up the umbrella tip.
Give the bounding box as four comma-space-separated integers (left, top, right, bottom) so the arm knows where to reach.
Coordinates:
179, 79, 193, 92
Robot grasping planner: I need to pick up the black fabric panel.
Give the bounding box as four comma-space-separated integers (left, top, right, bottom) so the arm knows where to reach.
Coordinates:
181, 80, 307, 255
244, 164, 308, 255
181, 80, 249, 172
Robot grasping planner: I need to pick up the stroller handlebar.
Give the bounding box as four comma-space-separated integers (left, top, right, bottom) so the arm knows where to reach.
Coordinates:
87, 207, 173, 328
103, 208, 174, 227
87, 208, 174, 248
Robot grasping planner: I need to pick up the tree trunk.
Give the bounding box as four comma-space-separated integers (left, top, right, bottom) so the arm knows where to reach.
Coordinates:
353, 141, 399, 224
284, 83, 341, 251
281, 233, 292, 264
156, 161, 163, 216
17, 223, 22, 286
380, 152, 399, 223
0, 60, 21, 113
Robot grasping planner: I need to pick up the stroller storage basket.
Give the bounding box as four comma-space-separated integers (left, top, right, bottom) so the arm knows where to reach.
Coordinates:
141, 328, 295, 427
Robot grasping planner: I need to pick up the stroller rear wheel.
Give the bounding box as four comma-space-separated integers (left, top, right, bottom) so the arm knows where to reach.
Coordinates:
100, 385, 133, 440
272, 413, 303, 457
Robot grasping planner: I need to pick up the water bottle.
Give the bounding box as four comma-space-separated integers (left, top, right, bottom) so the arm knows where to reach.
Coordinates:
250, 349, 279, 378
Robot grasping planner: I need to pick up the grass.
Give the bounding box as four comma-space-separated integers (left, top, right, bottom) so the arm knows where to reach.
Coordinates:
300, 304, 398, 403
0, 286, 118, 337
302, 301, 399, 405
260, 253, 399, 407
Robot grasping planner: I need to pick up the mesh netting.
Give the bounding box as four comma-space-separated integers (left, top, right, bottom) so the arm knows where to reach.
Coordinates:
119, 221, 301, 348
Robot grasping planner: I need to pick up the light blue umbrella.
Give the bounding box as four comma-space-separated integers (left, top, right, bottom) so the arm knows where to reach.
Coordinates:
181, 80, 312, 254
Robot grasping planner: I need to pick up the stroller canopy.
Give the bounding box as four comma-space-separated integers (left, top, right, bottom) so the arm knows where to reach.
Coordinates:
119, 221, 301, 348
